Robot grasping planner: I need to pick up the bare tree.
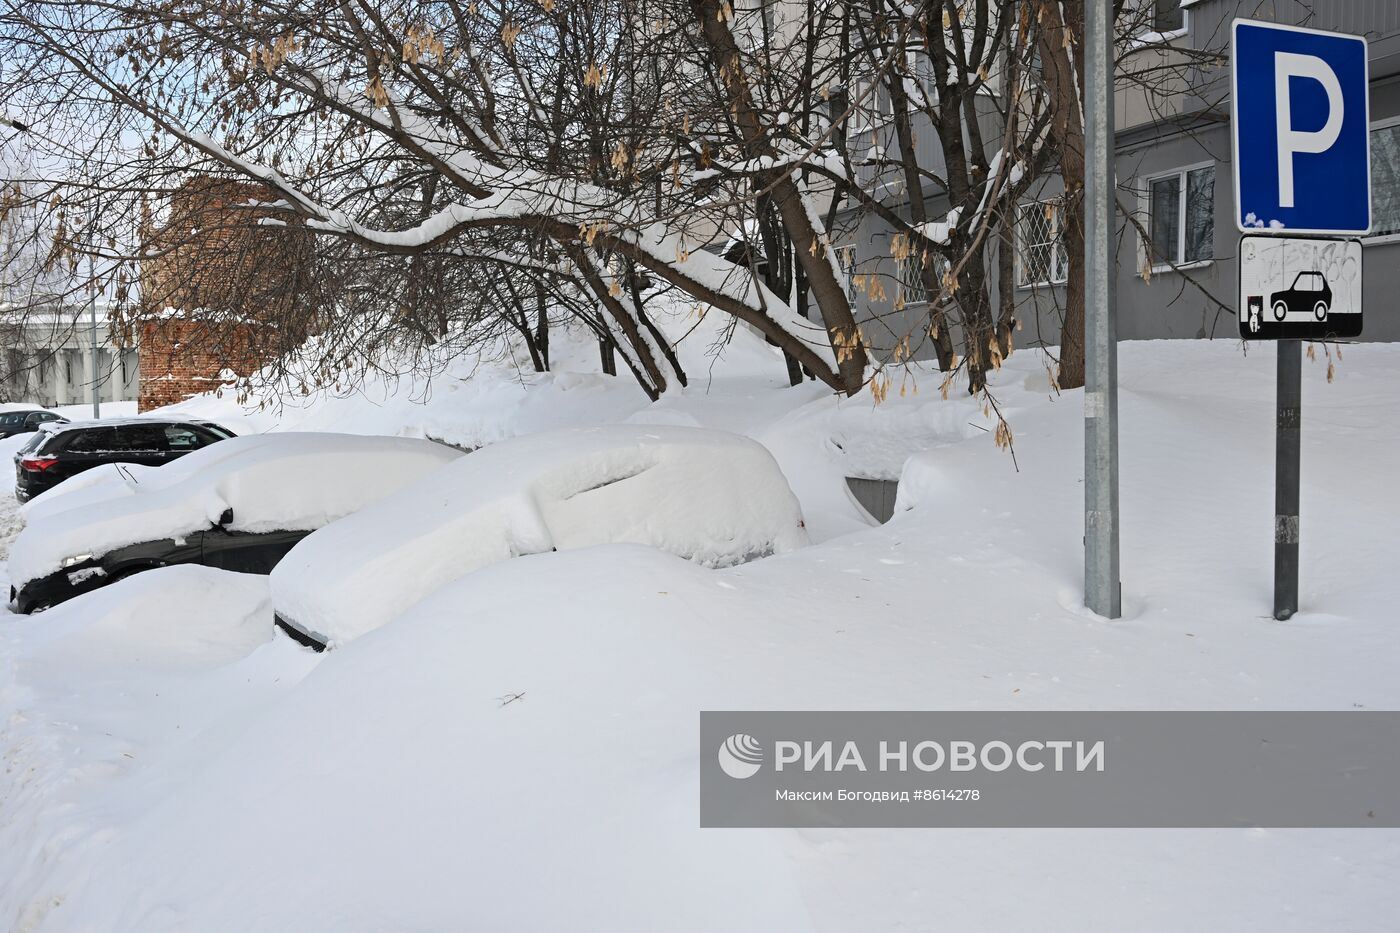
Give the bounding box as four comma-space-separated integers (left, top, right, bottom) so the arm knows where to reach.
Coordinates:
0, 0, 1241, 413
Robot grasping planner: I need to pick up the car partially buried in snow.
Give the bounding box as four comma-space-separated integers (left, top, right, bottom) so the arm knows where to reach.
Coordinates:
270, 425, 808, 650
9, 432, 461, 613
13, 417, 237, 502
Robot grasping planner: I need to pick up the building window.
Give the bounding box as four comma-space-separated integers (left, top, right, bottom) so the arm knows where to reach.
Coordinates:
906, 44, 937, 104
896, 250, 948, 306
899, 254, 926, 305
1152, 0, 1184, 33
1145, 165, 1215, 268
1129, 0, 1187, 44
1017, 199, 1068, 286
1371, 121, 1400, 239
837, 245, 860, 306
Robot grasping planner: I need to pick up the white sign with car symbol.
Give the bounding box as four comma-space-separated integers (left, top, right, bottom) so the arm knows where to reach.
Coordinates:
1238, 234, 1362, 340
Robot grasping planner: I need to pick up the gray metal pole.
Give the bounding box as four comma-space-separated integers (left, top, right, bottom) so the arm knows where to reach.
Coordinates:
1274, 339, 1301, 620
1084, 0, 1121, 618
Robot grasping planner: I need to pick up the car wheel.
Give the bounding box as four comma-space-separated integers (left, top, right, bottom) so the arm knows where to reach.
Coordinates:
1273, 301, 1288, 321
1314, 301, 1328, 321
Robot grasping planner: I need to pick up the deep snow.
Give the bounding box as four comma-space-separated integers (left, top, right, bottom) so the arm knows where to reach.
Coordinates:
2, 335, 1399, 931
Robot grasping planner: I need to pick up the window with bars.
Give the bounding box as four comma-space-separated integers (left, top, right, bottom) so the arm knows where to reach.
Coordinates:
1145, 164, 1215, 268
837, 245, 860, 306
895, 251, 948, 306
1016, 200, 1068, 287
1370, 121, 1400, 239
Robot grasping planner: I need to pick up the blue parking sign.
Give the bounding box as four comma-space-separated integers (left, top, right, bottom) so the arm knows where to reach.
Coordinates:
1232, 20, 1371, 235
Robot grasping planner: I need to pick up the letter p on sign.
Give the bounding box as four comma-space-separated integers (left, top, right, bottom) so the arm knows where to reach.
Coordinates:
1233, 20, 1371, 235
1273, 52, 1344, 208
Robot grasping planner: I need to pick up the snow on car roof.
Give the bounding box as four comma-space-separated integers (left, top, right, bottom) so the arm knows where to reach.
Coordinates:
9, 432, 462, 588
38, 416, 223, 433
270, 424, 807, 648
21, 430, 287, 521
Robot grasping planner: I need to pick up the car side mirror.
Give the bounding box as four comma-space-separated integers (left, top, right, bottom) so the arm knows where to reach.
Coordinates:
216, 507, 234, 527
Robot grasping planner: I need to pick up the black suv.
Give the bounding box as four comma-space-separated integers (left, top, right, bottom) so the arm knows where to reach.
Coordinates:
14, 418, 232, 502
0, 409, 68, 439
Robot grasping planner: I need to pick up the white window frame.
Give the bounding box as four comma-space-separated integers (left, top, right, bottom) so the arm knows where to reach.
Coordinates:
1016, 198, 1069, 288
1365, 115, 1400, 245
1128, 0, 1191, 48
836, 243, 860, 306
1140, 160, 1216, 274
849, 76, 893, 131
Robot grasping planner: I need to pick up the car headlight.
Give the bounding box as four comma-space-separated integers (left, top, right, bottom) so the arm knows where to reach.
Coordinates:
61, 553, 94, 568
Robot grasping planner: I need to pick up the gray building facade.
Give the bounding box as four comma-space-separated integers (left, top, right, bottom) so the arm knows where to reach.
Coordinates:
841, 0, 1400, 359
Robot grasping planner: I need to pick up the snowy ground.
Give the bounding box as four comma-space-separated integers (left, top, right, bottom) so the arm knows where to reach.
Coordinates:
2, 336, 1398, 931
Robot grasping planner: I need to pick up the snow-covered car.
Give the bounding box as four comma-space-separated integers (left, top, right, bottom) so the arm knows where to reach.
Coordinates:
13, 418, 236, 502
20, 426, 250, 524
9, 432, 462, 613
271, 425, 808, 650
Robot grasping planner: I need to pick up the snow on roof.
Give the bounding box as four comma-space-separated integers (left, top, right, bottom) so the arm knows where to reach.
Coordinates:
9, 432, 462, 588
38, 416, 221, 434
270, 424, 808, 648
0, 403, 60, 414
21, 430, 278, 522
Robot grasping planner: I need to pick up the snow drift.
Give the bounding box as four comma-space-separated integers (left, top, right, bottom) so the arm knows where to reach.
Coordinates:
270, 424, 808, 647
8, 432, 461, 588
13, 564, 275, 672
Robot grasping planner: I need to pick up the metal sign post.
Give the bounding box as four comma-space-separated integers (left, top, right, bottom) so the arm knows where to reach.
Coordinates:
1231, 20, 1371, 620
1274, 340, 1301, 619
1084, 0, 1120, 619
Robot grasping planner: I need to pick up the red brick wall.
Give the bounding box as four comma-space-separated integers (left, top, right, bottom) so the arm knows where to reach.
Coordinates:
137, 319, 269, 411
132, 177, 311, 411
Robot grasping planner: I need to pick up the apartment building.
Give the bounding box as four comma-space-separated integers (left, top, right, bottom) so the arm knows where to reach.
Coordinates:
839, 0, 1400, 357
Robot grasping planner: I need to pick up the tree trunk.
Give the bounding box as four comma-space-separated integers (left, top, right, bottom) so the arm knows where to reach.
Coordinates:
690, 0, 868, 395
571, 247, 666, 398
1038, 0, 1088, 390
997, 199, 1018, 358
534, 281, 550, 370
959, 249, 998, 392
629, 267, 687, 388
1058, 195, 1087, 390
878, 0, 955, 370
